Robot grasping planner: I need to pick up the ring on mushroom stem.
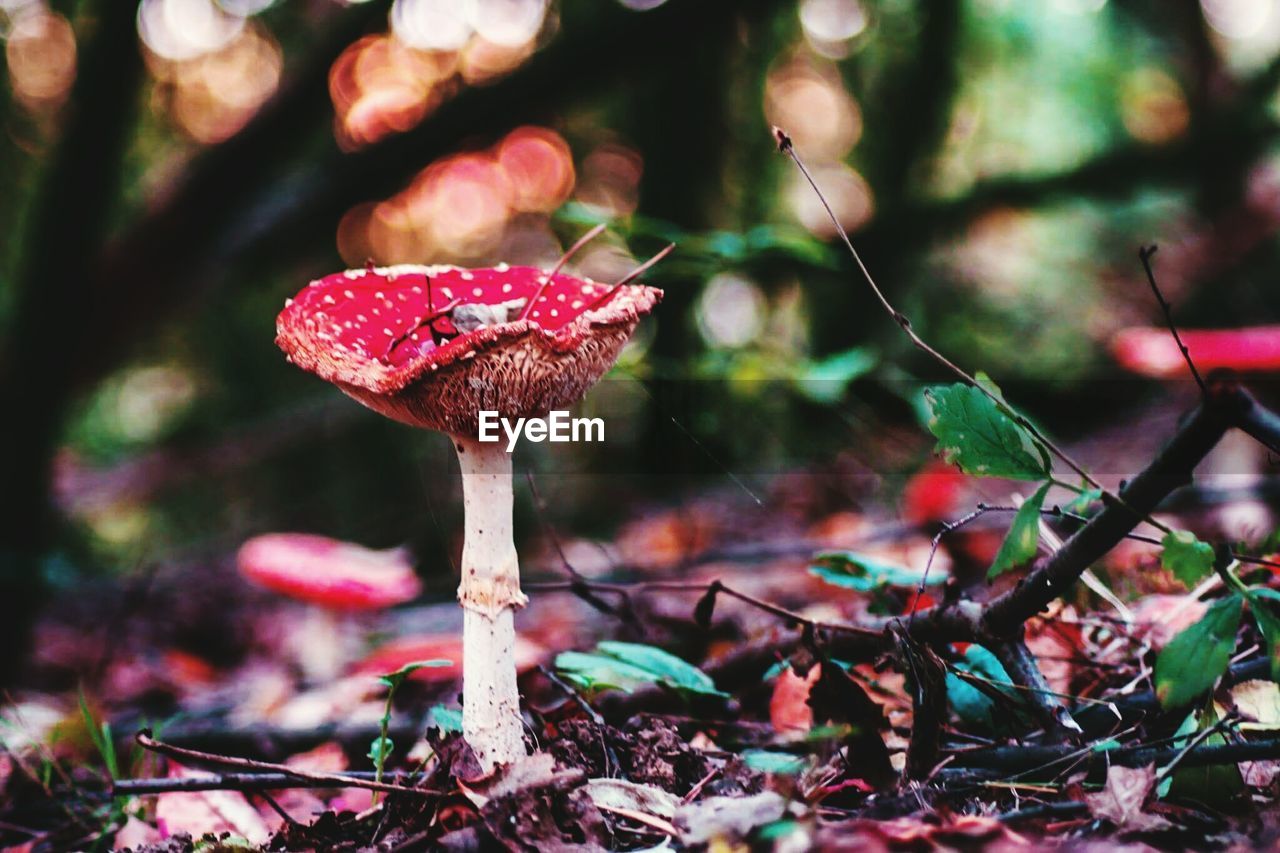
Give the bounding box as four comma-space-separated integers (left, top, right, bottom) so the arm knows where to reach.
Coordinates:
275, 255, 663, 772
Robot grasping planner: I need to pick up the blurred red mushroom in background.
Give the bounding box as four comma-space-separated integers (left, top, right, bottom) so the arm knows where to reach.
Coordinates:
237, 533, 421, 682
1111, 325, 1280, 378
276, 252, 662, 771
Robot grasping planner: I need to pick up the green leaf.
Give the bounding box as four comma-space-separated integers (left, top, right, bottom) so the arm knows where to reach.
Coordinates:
1155, 594, 1243, 709
808, 551, 943, 592
555, 651, 658, 695
1064, 487, 1103, 516
376, 658, 453, 690
79, 691, 118, 781
367, 736, 393, 763
428, 705, 463, 733
596, 641, 727, 697
923, 384, 1049, 480
556, 642, 727, 698
945, 645, 1018, 729
1160, 531, 1216, 587
793, 348, 878, 404
1161, 707, 1244, 805
1246, 592, 1280, 681
988, 482, 1052, 579
741, 750, 807, 775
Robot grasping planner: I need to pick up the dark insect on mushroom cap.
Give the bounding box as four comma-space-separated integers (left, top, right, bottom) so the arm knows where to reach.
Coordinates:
276, 263, 662, 437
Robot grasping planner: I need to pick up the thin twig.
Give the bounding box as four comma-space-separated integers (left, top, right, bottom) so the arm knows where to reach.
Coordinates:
133, 730, 435, 797
111, 770, 420, 796
582, 243, 676, 312
1152, 712, 1238, 787
773, 127, 1108, 499
1138, 244, 1205, 392
520, 222, 609, 321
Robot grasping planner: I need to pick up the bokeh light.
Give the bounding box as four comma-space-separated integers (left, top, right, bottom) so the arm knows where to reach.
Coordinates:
464, 0, 548, 48
697, 273, 766, 348
4, 9, 75, 113
574, 143, 643, 218
162, 23, 282, 143
390, 0, 471, 51
799, 0, 866, 57
765, 59, 861, 160
340, 125, 576, 265
1201, 0, 1272, 40
786, 162, 873, 236
137, 0, 244, 62
1120, 67, 1189, 145
497, 126, 575, 213
329, 33, 454, 150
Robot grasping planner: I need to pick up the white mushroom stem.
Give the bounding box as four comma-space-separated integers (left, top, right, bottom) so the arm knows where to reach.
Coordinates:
453, 435, 528, 772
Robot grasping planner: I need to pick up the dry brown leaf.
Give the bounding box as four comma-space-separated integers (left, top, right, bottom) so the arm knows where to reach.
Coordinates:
1230, 679, 1280, 730
770, 664, 819, 736
1084, 764, 1171, 833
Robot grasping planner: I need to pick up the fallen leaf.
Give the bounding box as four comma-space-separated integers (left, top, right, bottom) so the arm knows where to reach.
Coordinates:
1085, 764, 1171, 832
584, 778, 680, 819
154, 768, 271, 843
675, 791, 791, 846
1230, 679, 1280, 730
1131, 594, 1210, 650
112, 816, 161, 850
770, 664, 819, 736
1025, 612, 1082, 696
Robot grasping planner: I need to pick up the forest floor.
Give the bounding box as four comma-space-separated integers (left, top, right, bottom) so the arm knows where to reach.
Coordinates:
4, 415, 1280, 851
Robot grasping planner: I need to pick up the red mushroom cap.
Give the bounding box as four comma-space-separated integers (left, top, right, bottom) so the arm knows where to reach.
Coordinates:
275, 264, 661, 436
237, 533, 422, 611
1111, 325, 1280, 377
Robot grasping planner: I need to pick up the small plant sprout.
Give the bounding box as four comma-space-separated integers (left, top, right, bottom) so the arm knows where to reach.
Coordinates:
236, 533, 422, 682
369, 659, 450, 804
276, 242, 664, 772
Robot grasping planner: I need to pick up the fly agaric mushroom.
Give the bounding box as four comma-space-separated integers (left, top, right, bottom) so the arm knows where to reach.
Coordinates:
1111, 325, 1280, 378
276, 259, 662, 771
237, 533, 422, 681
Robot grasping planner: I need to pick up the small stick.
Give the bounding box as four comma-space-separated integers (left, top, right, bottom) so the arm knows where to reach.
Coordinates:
111, 770, 421, 796
1138, 245, 1205, 392
681, 766, 721, 804
583, 243, 676, 312
595, 803, 678, 837
520, 222, 609, 321
133, 730, 434, 797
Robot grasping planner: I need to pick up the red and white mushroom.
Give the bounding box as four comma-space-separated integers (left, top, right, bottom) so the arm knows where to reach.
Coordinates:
237, 533, 421, 681
276, 259, 661, 771
1111, 325, 1280, 378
